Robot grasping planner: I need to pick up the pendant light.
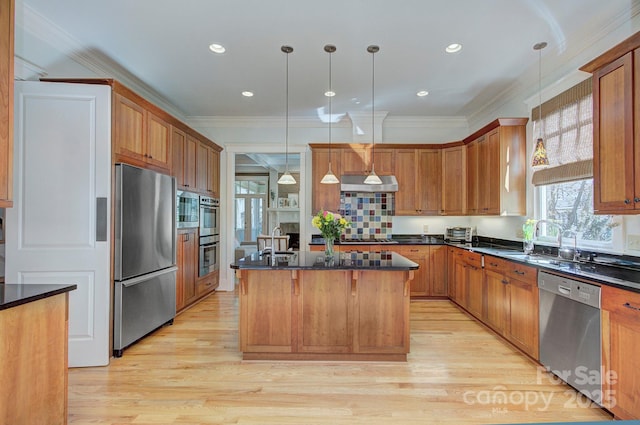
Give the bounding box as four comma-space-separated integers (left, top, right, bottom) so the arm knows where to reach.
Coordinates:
364, 45, 383, 185
321, 44, 340, 185
531, 41, 550, 168
278, 45, 297, 185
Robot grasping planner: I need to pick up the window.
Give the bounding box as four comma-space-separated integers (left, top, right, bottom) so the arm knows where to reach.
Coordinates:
234, 176, 268, 244
536, 180, 614, 249
532, 78, 618, 250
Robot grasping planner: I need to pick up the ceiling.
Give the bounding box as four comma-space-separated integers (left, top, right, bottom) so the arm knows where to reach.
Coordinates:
18, 0, 637, 121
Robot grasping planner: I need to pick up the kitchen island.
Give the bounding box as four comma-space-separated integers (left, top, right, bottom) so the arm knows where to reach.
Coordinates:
231, 251, 418, 361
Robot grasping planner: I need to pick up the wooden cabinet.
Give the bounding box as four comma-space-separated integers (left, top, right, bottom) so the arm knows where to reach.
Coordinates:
298, 270, 352, 354
386, 245, 447, 297
477, 129, 501, 214
196, 141, 220, 197
483, 256, 539, 359
483, 257, 509, 334
113, 93, 172, 172
451, 249, 481, 310
447, 247, 458, 299
1, 292, 71, 425
601, 285, 640, 419
465, 139, 479, 214
196, 271, 219, 297
463, 251, 484, 319
311, 148, 342, 212
342, 146, 394, 176
0, 0, 14, 208
441, 145, 466, 215
395, 149, 441, 215
240, 270, 294, 353
172, 128, 197, 190
238, 268, 411, 360
176, 228, 198, 312
463, 119, 527, 216
581, 33, 640, 214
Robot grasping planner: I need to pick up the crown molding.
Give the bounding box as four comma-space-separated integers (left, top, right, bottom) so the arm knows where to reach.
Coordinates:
14, 55, 47, 81
20, 3, 187, 119
187, 116, 352, 129
467, 2, 640, 125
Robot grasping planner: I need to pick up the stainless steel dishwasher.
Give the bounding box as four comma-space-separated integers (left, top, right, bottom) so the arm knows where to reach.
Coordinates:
538, 271, 602, 405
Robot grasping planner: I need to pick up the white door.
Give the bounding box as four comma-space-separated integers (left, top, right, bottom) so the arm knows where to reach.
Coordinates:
6, 81, 111, 367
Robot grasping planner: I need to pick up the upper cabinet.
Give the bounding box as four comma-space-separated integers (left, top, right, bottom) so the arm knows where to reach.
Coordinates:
113, 92, 172, 172
395, 148, 441, 215
441, 145, 465, 215
0, 0, 14, 208
463, 118, 527, 216
196, 141, 220, 197
341, 146, 394, 176
581, 32, 640, 214
172, 128, 197, 190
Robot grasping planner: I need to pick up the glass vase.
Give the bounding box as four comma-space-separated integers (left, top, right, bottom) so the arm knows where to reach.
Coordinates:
324, 237, 335, 259
523, 239, 534, 255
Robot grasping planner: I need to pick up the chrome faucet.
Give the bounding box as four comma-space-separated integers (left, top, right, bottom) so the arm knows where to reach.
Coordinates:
269, 226, 281, 266
534, 220, 564, 258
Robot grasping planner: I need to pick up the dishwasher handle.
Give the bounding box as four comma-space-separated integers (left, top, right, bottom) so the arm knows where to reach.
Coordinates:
558, 285, 571, 295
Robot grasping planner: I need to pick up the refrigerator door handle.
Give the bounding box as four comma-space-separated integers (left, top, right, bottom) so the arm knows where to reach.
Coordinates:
96, 197, 108, 242
121, 266, 178, 288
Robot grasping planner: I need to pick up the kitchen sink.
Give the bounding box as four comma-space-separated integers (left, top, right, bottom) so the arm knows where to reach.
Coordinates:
503, 253, 574, 267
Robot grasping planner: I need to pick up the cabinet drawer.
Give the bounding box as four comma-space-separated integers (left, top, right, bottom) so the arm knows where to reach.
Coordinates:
483, 255, 511, 273
602, 284, 640, 314
196, 273, 219, 296
462, 251, 482, 269
503, 261, 537, 284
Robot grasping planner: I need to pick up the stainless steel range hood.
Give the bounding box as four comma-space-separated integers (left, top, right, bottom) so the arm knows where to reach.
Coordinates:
340, 175, 399, 192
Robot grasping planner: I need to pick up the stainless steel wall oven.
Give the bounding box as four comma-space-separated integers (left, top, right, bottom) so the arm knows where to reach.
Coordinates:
199, 196, 220, 236
176, 190, 199, 228
199, 234, 220, 277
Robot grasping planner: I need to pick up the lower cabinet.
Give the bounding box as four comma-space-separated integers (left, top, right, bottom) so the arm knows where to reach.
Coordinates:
450, 249, 482, 315
601, 285, 640, 419
483, 256, 539, 360
390, 245, 448, 297
176, 228, 218, 312
176, 228, 198, 311
448, 250, 539, 361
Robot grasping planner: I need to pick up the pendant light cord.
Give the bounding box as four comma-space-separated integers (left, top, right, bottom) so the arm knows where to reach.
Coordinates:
285, 48, 289, 172
328, 47, 332, 167
371, 47, 375, 163
533, 41, 547, 140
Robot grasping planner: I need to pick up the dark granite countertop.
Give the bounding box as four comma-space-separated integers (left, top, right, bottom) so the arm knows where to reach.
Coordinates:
0, 284, 77, 311
231, 250, 419, 271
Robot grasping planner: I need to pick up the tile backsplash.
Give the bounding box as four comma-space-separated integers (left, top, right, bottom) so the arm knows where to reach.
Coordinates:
340, 192, 395, 239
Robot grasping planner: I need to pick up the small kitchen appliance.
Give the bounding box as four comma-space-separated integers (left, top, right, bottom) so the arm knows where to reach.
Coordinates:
445, 227, 475, 243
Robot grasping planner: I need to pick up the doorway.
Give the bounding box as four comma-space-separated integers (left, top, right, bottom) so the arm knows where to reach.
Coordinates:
234, 153, 301, 256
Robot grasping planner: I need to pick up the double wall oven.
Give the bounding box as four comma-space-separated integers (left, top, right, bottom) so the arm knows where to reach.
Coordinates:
199, 196, 220, 277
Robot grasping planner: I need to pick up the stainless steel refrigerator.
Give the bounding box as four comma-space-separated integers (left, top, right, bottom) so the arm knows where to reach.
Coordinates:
113, 163, 177, 357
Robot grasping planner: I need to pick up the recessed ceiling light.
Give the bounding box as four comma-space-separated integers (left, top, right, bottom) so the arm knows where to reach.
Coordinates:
325, 91, 335, 97
445, 43, 462, 53
417, 90, 429, 97
209, 43, 226, 54
242, 91, 254, 97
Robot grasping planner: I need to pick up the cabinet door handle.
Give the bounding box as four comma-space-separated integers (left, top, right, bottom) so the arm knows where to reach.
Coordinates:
623, 302, 640, 312
635, 197, 640, 203
513, 270, 525, 275
501, 279, 508, 285
489, 262, 498, 267
625, 199, 632, 204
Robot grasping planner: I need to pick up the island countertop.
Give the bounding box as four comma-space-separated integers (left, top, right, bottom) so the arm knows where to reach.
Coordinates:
230, 250, 419, 271
0, 283, 77, 311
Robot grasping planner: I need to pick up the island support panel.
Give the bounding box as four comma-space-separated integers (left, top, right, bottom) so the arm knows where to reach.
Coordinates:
237, 269, 412, 361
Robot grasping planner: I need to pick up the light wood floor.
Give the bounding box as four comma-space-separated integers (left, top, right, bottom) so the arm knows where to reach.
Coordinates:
68, 292, 613, 424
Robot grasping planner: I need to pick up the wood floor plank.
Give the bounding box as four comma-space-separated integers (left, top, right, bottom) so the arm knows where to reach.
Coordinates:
67, 293, 612, 424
